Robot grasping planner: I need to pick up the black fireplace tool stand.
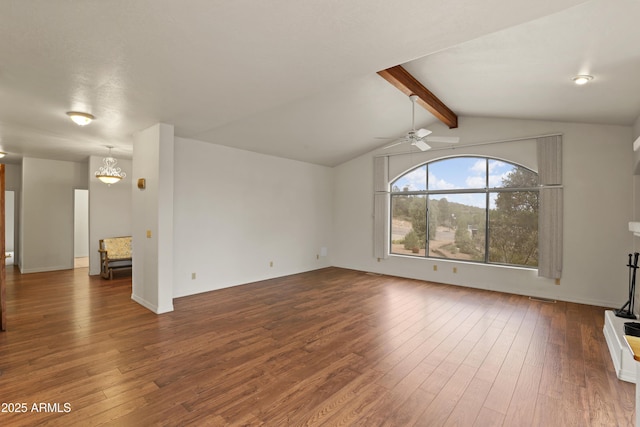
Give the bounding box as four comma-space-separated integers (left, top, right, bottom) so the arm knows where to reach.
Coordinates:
615, 252, 639, 319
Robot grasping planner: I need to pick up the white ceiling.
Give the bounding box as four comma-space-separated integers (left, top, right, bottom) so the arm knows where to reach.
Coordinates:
0, 0, 638, 167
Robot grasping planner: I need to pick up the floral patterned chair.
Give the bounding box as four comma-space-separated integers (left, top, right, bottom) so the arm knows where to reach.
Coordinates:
98, 236, 132, 279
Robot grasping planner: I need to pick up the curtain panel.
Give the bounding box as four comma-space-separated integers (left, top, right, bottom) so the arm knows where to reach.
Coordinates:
373, 156, 389, 259
536, 135, 563, 279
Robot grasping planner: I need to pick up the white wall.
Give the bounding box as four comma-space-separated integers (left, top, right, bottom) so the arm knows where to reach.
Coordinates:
4, 164, 21, 265
74, 190, 89, 258
132, 123, 174, 314
20, 158, 88, 273
172, 137, 333, 298
333, 116, 633, 308
5, 191, 14, 253
631, 114, 640, 314
88, 156, 132, 275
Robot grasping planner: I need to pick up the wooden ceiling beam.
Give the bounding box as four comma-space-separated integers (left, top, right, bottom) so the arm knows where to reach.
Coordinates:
377, 65, 458, 129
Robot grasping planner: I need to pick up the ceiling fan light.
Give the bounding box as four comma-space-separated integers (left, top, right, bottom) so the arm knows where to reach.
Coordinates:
572, 75, 593, 85
67, 111, 95, 126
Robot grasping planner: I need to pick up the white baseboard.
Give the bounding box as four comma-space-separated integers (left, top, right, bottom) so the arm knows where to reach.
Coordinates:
19, 265, 73, 274
131, 293, 173, 314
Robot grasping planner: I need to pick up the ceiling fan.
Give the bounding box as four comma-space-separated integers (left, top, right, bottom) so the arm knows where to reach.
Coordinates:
383, 94, 460, 151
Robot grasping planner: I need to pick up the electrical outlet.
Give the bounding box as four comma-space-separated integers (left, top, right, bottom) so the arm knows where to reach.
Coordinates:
317, 254, 319, 260
555, 278, 560, 285
191, 272, 196, 280
270, 261, 273, 267
433, 265, 437, 271
453, 267, 457, 273
146, 230, 152, 238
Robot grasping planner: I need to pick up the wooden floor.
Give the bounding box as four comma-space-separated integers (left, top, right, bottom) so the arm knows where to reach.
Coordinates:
0, 266, 635, 426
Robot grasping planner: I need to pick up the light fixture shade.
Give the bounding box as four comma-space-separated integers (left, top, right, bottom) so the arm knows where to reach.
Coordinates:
572, 75, 593, 85
95, 147, 126, 185
96, 174, 123, 185
67, 111, 95, 126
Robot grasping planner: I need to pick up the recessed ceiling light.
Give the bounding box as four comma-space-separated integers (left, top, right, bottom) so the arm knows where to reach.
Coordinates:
572, 75, 593, 85
66, 111, 95, 126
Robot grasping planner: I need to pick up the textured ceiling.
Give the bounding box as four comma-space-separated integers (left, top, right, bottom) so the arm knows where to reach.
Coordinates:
2, 0, 637, 167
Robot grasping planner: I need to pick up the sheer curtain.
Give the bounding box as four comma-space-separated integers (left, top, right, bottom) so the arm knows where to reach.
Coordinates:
373, 156, 389, 259
537, 135, 563, 279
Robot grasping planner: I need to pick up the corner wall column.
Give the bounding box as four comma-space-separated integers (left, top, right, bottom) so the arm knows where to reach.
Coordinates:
131, 123, 174, 314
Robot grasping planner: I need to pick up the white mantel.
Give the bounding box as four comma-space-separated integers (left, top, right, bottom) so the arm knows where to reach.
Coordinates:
604, 310, 636, 383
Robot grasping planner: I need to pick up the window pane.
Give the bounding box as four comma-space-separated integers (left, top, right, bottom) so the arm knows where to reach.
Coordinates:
391, 165, 426, 192
489, 160, 538, 188
428, 157, 486, 190
388, 156, 540, 268
488, 191, 539, 266
391, 195, 426, 256
428, 194, 486, 261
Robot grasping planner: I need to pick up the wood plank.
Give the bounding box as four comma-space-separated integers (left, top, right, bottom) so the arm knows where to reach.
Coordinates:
473, 407, 505, 427
383, 387, 436, 427
444, 377, 493, 426
539, 342, 564, 400
532, 393, 590, 427
0, 266, 633, 426
482, 302, 541, 414
418, 363, 477, 425
377, 65, 458, 128
502, 362, 543, 426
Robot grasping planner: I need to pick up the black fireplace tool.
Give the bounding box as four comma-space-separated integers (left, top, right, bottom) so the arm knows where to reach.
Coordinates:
615, 252, 639, 319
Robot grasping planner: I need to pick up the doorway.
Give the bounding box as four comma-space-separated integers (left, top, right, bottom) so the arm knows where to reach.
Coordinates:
74, 189, 89, 269
5, 190, 14, 266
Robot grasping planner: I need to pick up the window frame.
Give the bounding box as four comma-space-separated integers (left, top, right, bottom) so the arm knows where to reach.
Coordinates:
389, 156, 539, 268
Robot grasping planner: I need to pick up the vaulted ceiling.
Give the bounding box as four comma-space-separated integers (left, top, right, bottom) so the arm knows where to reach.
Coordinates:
0, 0, 638, 167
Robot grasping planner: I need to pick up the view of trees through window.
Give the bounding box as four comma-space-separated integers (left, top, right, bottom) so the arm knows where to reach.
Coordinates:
390, 157, 539, 267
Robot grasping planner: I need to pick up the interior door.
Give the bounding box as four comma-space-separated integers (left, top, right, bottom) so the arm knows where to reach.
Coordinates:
1, 164, 6, 331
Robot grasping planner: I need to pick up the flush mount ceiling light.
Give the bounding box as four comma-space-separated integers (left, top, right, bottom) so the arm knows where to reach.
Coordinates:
95, 146, 126, 185
572, 75, 594, 85
0, 152, 6, 158
66, 111, 95, 126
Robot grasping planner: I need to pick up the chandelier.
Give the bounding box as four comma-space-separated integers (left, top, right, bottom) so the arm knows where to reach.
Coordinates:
95, 146, 126, 185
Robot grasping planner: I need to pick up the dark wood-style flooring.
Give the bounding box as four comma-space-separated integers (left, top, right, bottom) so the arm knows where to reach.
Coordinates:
0, 266, 635, 426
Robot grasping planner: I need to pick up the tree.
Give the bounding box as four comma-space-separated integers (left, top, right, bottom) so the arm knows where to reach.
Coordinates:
404, 230, 419, 251
489, 168, 539, 266
437, 198, 450, 227
428, 199, 439, 241
454, 217, 483, 259
409, 197, 427, 248
391, 195, 411, 221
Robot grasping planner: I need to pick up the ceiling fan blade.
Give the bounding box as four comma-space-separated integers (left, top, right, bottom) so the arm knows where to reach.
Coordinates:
413, 140, 431, 151
383, 140, 405, 149
424, 136, 460, 144
415, 128, 432, 138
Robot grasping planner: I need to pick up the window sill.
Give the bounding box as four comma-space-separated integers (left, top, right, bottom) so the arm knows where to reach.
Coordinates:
388, 253, 538, 272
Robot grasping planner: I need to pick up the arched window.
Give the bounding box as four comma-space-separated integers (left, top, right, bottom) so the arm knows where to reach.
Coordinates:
390, 156, 539, 267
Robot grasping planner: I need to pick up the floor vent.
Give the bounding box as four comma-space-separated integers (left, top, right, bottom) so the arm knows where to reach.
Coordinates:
365, 272, 383, 276
528, 296, 557, 303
